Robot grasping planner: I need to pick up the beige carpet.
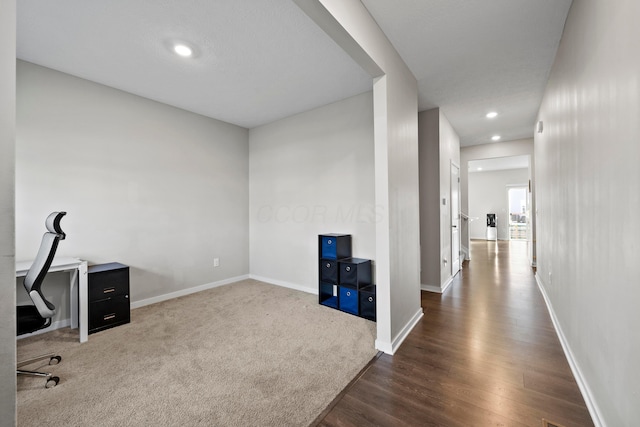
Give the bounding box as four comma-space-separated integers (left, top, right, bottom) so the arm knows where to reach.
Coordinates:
17, 279, 377, 426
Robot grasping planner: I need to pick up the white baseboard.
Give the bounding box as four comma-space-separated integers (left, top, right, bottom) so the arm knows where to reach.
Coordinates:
421, 276, 454, 294
375, 307, 423, 355
130, 274, 250, 309
534, 273, 604, 427
249, 275, 317, 295
461, 245, 470, 261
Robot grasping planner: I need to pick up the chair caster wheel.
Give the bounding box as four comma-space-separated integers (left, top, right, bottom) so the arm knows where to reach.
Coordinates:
45, 376, 59, 388
49, 355, 61, 365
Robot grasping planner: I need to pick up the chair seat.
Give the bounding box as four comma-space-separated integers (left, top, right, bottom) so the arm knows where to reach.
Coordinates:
17, 305, 48, 336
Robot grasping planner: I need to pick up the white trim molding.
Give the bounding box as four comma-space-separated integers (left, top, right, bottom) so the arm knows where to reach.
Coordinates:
130, 274, 250, 309
461, 245, 470, 261
375, 307, 423, 355
421, 276, 454, 294
535, 273, 605, 427
249, 275, 317, 295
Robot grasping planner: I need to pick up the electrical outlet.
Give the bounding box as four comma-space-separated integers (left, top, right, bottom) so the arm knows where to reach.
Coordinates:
214, 258, 220, 268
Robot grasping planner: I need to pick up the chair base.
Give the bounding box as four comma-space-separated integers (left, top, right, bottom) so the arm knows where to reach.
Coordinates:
17, 352, 61, 388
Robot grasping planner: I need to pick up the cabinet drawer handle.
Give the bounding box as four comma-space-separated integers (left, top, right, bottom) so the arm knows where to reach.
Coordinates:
368, 297, 373, 302
326, 263, 331, 268
327, 239, 332, 245
345, 266, 351, 272
346, 291, 351, 297
103, 313, 116, 321
103, 287, 116, 294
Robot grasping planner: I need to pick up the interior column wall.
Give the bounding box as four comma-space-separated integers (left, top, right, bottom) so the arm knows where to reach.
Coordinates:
418, 108, 460, 292
294, 0, 422, 353
418, 109, 440, 288
0, 0, 16, 422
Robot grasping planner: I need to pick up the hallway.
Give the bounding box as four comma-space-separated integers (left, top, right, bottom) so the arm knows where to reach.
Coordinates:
317, 240, 594, 426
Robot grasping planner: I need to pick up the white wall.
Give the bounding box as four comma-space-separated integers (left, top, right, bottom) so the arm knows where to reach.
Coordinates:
249, 92, 375, 291
468, 168, 529, 240
418, 109, 439, 288
292, 0, 422, 354
461, 139, 535, 262
535, 0, 640, 425
297, 0, 422, 354
16, 61, 250, 322
0, 0, 16, 423
438, 110, 461, 286
418, 108, 460, 291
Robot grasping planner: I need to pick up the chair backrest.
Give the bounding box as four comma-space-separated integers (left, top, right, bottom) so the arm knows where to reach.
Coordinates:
23, 212, 67, 319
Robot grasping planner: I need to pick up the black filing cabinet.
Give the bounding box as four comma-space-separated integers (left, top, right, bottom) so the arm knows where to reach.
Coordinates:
88, 262, 130, 334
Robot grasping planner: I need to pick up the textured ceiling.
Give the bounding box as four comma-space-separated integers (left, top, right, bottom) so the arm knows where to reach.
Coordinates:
17, 0, 571, 145
361, 0, 572, 146
17, 0, 372, 129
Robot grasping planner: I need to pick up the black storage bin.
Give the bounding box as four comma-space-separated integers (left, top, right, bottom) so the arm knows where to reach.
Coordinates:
338, 285, 359, 315
320, 259, 339, 284
359, 285, 376, 321
319, 281, 338, 308
338, 258, 372, 289
319, 234, 352, 260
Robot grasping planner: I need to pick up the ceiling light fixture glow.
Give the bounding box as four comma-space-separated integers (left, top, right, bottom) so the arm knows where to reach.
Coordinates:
486, 111, 498, 118
491, 135, 501, 141
173, 44, 193, 57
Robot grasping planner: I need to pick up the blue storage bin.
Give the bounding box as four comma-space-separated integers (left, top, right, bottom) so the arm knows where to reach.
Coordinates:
319, 234, 351, 260
339, 286, 359, 315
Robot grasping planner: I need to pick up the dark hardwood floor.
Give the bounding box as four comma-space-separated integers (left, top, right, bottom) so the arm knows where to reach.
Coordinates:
316, 240, 594, 427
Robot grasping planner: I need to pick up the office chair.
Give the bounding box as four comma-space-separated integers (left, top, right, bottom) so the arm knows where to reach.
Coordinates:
17, 211, 67, 388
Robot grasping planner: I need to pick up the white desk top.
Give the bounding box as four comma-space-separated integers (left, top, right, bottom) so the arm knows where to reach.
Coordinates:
16, 256, 85, 277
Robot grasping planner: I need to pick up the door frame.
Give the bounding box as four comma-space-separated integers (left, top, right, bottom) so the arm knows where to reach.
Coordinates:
506, 184, 529, 241
451, 161, 461, 275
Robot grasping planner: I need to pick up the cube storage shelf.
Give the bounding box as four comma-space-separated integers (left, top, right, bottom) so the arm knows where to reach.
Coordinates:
318, 234, 376, 322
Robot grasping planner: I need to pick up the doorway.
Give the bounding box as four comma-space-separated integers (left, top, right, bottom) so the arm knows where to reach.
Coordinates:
451, 163, 461, 275
507, 186, 528, 240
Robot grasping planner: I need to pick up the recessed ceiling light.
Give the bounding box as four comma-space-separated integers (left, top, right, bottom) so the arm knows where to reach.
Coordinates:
173, 44, 193, 57
486, 112, 498, 119
491, 135, 501, 141
477, 167, 483, 171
